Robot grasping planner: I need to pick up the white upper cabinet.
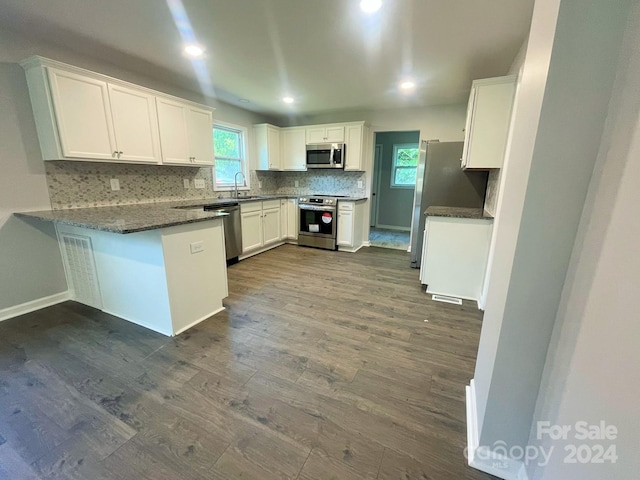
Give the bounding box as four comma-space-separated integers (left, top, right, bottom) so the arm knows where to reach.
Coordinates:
281, 128, 307, 171
108, 83, 162, 163
187, 106, 214, 165
21, 56, 214, 166
344, 123, 369, 171
254, 124, 282, 171
157, 99, 214, 166
306, 125, 345, 144
47, 68, 117, 160
156, 98, 190, 165
461, 75, 516, 170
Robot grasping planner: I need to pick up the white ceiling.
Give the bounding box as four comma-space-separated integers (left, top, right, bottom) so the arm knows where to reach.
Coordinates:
0, 0, 534, 117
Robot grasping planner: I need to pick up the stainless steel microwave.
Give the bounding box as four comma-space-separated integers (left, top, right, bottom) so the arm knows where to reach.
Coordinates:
306, 143, 345, 169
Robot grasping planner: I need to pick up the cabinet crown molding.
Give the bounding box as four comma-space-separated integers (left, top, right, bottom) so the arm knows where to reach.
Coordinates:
20, 55, 215, 113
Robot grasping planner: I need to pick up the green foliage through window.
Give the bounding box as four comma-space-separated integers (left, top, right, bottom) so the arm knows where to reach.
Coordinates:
391, 144, 419, 187
213, 125, 246, 186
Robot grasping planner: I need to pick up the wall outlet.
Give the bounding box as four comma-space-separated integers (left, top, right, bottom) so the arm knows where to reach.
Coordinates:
110, 178, 120, 191
183, 178, 190, 189
190, 241, 204, 254
357, 180, 364, 189
194, 179, 205, 189
294, 180, 299, 187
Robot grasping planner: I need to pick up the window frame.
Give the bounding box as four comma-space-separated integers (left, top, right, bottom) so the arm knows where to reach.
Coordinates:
212, 121, 250, 191
390, 143, 419, 189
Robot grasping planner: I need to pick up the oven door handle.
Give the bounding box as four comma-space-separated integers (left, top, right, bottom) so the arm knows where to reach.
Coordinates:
299, 205, 336, 212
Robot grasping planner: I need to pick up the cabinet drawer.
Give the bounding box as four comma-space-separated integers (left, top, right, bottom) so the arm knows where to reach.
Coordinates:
262, 199, 280, 210
338, 201, 354, 211
240, 201, 262, 214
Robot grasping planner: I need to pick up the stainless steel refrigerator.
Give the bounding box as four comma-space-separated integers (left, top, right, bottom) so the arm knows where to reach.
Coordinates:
409, 141, 488, 268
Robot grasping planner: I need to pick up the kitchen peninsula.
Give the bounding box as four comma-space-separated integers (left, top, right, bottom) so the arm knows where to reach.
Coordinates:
15, 201, 232, 336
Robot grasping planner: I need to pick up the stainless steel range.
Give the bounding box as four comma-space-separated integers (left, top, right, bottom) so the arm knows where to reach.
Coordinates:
298, 195, 347, 250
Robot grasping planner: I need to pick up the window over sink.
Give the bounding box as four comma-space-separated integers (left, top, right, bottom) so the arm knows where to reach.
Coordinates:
391, 143, 419, 188
213, 122, 249, 190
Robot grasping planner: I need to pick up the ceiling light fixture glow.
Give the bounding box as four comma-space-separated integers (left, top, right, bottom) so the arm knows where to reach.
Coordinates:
282, 96, 295, 104
184, 44, 204, 57
360, 0, 382, 13
400, 80, 416, 91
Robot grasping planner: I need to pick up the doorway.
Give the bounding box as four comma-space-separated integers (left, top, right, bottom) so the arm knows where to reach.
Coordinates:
369, 130, 420, 250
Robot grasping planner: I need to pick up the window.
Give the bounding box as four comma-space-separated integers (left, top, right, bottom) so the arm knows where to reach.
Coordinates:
391, 143, 419, 187
213, 123, 248, 189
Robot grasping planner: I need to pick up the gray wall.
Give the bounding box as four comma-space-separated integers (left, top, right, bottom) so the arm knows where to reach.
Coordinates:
528, 3, 640, 478
373, 131, 419, 229
0, 62, 68, 311
474, 0, 630, 459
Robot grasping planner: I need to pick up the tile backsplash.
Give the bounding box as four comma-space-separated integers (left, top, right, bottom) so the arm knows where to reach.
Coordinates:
484, 168, 501, 217
45, 161, 366, 209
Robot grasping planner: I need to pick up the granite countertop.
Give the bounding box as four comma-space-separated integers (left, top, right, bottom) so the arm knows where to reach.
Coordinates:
14, 194, 368, 234
338, 197, 368, 202
424, 206, 494, 220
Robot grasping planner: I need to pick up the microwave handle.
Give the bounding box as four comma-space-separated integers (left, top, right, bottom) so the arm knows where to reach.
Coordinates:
329, 145, 335, 166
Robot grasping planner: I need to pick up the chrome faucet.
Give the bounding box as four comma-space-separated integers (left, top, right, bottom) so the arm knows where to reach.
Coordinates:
234, 171, 246, 198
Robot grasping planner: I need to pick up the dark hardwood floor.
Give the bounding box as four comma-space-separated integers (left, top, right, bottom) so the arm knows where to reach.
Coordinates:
0, 245, 496, 479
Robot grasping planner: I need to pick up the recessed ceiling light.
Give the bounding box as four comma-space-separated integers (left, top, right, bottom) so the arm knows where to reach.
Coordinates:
184, 44, 204, 57
282, 96, 295, 104
360, 0, 382, 13
238, 98, 250, 103
400, 80, 416, 91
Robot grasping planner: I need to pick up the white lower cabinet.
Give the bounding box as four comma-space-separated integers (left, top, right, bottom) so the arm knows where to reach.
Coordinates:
55, 220, 228, 337
262, 206, 281, 245
240, 208, 263, 252
337, 200, 366, 252
419, 216, 493, 303
280, 198, 299, 241
240, 200, 284, 257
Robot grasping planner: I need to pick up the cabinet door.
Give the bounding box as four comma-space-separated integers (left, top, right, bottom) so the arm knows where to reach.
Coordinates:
306, 127, 326, 144
325, 126, 345, 142
48, 68, 116, 160
279, 199, 288, 240
281, 129, 307, 170
108, 84, 161, 164
267, 126, 281, 170
156, 98, 191, 165
464, 78, 516, 169
287, 199, 298, 240
344, 125, 363, 171
262, 207, 281, 245
241, 210, 263, 252
337, 210, 353, 246
187, 107, 214, 165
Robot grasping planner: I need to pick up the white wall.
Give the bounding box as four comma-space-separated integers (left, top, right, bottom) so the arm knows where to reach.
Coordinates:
0, 62, 67, 310
472, 0, 631, 473
0, 27, 274, 314
527, 4, 640, 478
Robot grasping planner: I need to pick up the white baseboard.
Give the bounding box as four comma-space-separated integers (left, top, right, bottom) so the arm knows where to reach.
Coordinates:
466, 380, 529, 480
0, 291, 71, 322
173, 305, 226, 336
239, 241, 285, 261
363, 241, 371, 247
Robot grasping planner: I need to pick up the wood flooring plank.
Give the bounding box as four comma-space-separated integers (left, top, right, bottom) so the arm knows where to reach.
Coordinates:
0, 244, 496, 480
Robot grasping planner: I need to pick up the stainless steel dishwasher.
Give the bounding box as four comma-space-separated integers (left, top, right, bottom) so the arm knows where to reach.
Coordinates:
204, 203, 241, 263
